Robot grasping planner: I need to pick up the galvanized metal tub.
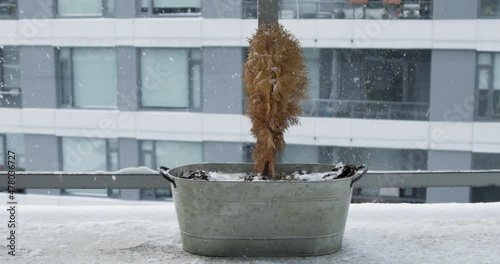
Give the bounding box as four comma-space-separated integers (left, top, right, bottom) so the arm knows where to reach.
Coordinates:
159, 163, 367, 257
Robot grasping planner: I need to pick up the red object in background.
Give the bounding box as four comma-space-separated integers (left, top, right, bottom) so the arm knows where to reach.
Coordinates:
384, 0, 403, 4
350, 0, 369, 5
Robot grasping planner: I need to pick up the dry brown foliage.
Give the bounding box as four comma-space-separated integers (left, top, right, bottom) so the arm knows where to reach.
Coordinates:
244, 23, 309, 178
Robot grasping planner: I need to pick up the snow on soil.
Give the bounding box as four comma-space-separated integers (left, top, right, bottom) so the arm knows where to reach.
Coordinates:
209, 163, 346, 181
1, 193, 499, 264
208, 171, 342, 181
209, 172, 249, 181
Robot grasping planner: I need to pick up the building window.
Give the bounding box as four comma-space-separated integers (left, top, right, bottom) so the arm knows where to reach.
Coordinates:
479, 0, 500, 18
477, 53, 500, 120
138, 0, 201, 16
244, 48, 430, 120
304, 49, 321, 100
242, 0, 432, 20
140, 140, 202, 200
0, 134, 25, 194
0, 46, 21, 108
139, 48, 201, 109
336, 49, 431, 120
472, 153, 500, 202
320, 146, 427, 203
61, 137, 119, 197
282, 145, 319, 164
57, 48, 118, 108
0, 135, 4, 170
0, 0, 17, 19
298, 49, 431, 120
56, 0, 114, 17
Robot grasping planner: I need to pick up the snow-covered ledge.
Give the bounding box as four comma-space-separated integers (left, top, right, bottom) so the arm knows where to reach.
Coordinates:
1, 193, 498, 263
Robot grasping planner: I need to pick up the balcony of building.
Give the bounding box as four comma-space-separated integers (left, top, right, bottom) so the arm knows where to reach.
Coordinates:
243, 0, 433, 20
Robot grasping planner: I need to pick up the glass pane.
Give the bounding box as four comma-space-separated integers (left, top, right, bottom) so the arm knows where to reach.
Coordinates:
140, 0, 149, 12
108, 189, 120, 197
494, 54, 500, 90
365, 148, 404, 171
282, 145, 319, 163
480, 0, 500, 17
1, 47, 20, 89
478, 68, 491, 90
108, 138, 118, 150
6, 134, 25, 170
143, 153, 154, 168
153, 0, 201, 14
478, 53, 492, 65
478, 90, 489, 117
494, 90, 500, 117
155, 188, 172, 199
141, 49, 189, 108
105, 0, 115, 15
474, 153, 500, 169
108, 138, 119, 171
156, 141, 202, 168
57, 0, 103, 16
0, 0, 17, 18
72, 48, 117, 108
142, 140, 154, 151
59, 49, 73, 106
192, 64, 201, 108
304, 49, 320, 100
191, 49, 202, 60
153, 0, 200, 8
109, 152, 118, 171
0, 135, 4, 170
402, 188, 414, 197
472, 153, 500, 202
62, 137, 107, 172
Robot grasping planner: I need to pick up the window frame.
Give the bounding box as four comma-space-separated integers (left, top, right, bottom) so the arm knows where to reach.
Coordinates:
138, 47, 202, 111
59, 137, 119, 172
0, 46, 22, 108
139, 140, 157, 169
136, 0, 202, 18
59, 136, 120, 198
56, 48, 74, 108
56, 47, 118, 110
475, 52, 499, 121
55, 0, 115, 18
0, 134, 5, 170
139, 140, 204, 200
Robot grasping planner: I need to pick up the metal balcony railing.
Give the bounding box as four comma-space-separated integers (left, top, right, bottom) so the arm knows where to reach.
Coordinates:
0, 87, 22, 108
1, 169, 499, 189
301, 99, 430, 120
243, 0, 433, 20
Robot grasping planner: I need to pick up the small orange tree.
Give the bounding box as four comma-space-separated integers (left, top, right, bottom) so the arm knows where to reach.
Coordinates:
244, 23, 309, 178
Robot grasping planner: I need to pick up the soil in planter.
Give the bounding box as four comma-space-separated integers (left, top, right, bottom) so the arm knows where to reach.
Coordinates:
177, 164, 360, 182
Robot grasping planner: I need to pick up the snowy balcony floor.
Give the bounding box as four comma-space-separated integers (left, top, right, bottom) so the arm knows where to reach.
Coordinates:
1, 194, 499, 264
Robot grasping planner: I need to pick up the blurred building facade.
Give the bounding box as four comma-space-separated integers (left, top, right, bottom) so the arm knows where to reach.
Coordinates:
0, 0, 499, 202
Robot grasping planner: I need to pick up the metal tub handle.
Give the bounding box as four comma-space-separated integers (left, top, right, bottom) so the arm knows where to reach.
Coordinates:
351, 165, 368, 187
159, 166, 177, 188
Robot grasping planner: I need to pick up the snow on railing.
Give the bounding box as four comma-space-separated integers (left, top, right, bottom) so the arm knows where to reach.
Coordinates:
1, 168, 499, 189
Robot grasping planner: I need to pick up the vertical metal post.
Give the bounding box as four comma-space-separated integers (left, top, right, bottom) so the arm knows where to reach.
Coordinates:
258, 0, 279, 26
